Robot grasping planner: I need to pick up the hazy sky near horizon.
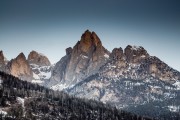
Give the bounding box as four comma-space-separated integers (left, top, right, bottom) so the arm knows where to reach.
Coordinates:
0, 0, 180, 71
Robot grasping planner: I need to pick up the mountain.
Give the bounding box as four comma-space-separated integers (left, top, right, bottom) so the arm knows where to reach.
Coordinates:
0, 50, 52, 83
66, 45, 180, 118
49, 30, 180, 89
49, 30, 110, 89
5, 53, 33, 81
99, 45, 180, 82
28, 50, 51, 66
1, 30, 180, 119
46, 30, 180, 119
28, 51, 52, 85
0, 71, 153, 120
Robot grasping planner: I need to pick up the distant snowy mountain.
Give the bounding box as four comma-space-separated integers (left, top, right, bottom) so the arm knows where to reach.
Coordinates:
28, 51, 53, 85
0, 50, 53, 84
30, 63, 53, 85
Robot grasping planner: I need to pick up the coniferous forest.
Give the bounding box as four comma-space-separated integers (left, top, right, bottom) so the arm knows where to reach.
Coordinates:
0, 71, 154, 120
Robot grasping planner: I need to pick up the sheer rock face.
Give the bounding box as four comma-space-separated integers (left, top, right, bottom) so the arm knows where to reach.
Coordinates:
28, 51, 51, 66
50, 30, 110, 87
0, 51, 5, 71
6, 53, 33, 81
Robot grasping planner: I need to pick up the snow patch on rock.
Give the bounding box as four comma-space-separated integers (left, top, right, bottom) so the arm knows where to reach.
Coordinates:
104, 54, 109, 58
0, 109, 7, 117
32, 80, 44, 84
80, 54, 88, 59
131, 46, 141, 50
168, 105, 180, 112
51, 83, 69, 91
17, 97, 24, 106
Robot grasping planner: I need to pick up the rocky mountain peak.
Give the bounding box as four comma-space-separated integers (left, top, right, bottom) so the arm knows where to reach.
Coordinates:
78, 30, 102, 53
16, 52, 26, 61
91, 31, 102, 46
124, 45, 149, 63
28, 50, 51, 66
6, 52, 33, 81
49, 30, 110, 88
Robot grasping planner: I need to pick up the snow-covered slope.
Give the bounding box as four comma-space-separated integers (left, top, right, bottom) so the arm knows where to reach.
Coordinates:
30, 64, 53, 85
27, 50, 53, 85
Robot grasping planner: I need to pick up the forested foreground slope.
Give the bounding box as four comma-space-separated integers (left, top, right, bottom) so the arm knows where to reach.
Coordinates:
0, 71, 153, 120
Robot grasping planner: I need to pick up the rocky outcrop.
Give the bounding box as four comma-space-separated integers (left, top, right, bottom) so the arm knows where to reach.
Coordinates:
0, 51, 5, 71
124, 45, 149, 63
110, 47, 124, 60
49, 50, 73, 87
49, 30, 110, 87
0, 51, 5, 66
66, 47, 73, 55
28, 51, 51, 66
6, 53, 33, 81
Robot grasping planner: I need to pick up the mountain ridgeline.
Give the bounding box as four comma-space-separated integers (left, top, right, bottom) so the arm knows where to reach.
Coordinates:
49, 30, 180, 89
0, 30, 180, 119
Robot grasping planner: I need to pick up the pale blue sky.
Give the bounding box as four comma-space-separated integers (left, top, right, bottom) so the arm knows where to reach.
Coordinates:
0, 0, 180, 71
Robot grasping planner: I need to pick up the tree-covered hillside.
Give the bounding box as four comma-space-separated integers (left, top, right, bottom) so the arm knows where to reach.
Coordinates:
0, 71, 153, 120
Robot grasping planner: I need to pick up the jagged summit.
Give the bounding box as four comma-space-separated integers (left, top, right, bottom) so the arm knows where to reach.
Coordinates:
66, 47, 73, 55
75, 30, 103, 53
28, 50, 51, 66
49, 30, 110, 88
110, 47, 124, 60
6, 52, 33, 81
16, 52, 26, 60
125, 45, 149, 63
